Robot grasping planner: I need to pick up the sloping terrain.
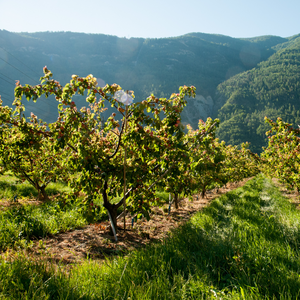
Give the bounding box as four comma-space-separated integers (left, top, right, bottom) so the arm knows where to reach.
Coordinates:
0, 30, 288, 127
1, 30, 300, 150
215, 35, 300, 152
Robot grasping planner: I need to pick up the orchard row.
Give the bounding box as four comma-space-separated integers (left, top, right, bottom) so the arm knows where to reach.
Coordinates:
0, 68, 262, 232
262, 117, 300, 192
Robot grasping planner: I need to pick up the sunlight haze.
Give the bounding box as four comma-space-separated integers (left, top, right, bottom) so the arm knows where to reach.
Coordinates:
0, 0, 299, 38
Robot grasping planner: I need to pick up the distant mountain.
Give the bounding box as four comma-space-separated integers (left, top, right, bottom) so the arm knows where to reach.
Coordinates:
215, 34, 300, 152
0, 30, 299, 152
0, 30, 278, 117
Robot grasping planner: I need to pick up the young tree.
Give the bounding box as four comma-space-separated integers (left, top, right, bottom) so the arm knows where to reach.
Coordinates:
222, 142, 260, 185
0, 97, 68, 201
160, 119, 220, 208
262, 117, 300, 191
12, 67, 197, 232
189, 118, 225, 198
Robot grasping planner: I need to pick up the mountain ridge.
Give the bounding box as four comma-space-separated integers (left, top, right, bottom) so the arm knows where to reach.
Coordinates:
0, 30, 299, 151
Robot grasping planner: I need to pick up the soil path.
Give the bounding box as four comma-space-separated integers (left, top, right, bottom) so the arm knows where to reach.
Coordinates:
20, 179, 252, 265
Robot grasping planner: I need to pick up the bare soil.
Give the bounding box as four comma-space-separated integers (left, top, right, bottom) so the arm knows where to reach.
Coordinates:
13, 179, 251, 265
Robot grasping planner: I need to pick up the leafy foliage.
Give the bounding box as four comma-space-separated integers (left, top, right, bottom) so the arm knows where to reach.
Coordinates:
261, 117, 300, 191
216, 40, 300, 152
0, 30, 287, 128
0, 68, 259, 233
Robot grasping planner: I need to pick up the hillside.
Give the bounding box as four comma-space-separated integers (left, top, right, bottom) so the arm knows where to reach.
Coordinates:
1, 30, 300, 151
0, 30, 283, 123
215, 34, 300, 152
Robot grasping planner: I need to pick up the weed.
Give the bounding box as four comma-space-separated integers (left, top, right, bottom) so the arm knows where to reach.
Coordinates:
1, 175, 300, 299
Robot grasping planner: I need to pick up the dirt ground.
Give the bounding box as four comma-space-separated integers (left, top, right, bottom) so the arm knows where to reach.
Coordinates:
4, 177, 297, 266
16, 179, 253, 265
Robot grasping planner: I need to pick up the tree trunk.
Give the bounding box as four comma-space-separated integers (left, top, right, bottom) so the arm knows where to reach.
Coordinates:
104, 202, 119, 236
201, 188, 206, 199
174, 193, 179, 209
102, 181, 119, 235
37, 185, 49, 201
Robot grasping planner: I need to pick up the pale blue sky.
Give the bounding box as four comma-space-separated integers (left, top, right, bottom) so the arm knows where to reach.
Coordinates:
0, 0, 299, 38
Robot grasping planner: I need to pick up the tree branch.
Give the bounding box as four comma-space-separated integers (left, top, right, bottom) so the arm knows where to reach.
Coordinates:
114, 121, 219, 209
107, 114, 127, 160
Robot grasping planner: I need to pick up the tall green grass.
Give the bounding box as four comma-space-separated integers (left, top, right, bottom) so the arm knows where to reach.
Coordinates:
0, 173, 92, 250
1, 174, 300, 299
0, 173, 173, 252
0, 201, 90, 250
0, 172, 71, 200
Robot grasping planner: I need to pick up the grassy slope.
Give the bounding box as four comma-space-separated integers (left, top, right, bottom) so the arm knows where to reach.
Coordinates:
1, 174, 300, 299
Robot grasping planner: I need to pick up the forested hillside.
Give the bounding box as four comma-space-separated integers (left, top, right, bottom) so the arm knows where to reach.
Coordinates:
0, 30, 282, 120
216, 34, 300, 152
1, 30, 300, 151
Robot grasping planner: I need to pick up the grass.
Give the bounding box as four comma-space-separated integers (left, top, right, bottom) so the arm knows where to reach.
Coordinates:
0, 173, 103, 251
1, 174, 300, 299
0, 201, 90, 251
0, 172, 71, 201
0, 174, 173, 252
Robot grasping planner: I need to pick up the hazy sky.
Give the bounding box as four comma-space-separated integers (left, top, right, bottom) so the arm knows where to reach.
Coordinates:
0, 0, 299, 39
